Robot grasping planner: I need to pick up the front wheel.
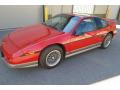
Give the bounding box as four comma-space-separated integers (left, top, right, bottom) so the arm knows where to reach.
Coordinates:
101, 33, 113, 49
39, 45, 64, 69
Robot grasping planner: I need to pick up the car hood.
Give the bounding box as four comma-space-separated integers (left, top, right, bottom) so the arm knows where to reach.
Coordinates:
8, 24, 63, 49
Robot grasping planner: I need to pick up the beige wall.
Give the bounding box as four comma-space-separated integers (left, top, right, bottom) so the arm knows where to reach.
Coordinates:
62, 5, 73, 14
47, 5, 120, 19
94, 5, 108, 14
47, 5, 62, 17
106, 5, 120, 19
118, 10, 120, 20
47, 5, 72, 17
0, 5, 43, 29
0, 5, 119, 30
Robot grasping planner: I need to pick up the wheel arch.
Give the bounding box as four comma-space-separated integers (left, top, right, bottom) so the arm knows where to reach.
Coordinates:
108, 31, 114, 37
40, 43, 66, 56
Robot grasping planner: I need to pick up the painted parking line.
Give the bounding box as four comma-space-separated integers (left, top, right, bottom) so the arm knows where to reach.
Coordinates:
116, 25, 120, 29
93, 75, 120, 85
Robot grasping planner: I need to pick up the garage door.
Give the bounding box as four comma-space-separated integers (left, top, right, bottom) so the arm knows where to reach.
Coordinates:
0, 5, 43, 30
73, 5, 94, 14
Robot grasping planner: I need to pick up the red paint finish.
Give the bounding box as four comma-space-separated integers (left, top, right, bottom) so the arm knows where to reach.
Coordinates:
8, 24, 63, 49
0, 14, 117, 67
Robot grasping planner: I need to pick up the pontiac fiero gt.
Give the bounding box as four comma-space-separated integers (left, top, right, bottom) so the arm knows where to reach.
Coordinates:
0, 14, 117, 68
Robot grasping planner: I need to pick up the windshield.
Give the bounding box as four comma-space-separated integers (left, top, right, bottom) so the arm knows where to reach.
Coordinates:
44, 14, 71, 31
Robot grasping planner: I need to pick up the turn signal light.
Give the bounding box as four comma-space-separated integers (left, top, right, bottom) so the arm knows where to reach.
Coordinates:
21, 51, 39, 57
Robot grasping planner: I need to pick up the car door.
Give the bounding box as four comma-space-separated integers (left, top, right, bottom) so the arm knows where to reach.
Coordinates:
87, 17, 110, 43
68, 18, 99, 52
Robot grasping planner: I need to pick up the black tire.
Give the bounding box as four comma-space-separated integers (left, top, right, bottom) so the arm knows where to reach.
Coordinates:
101, 33, 113, 49
39, 45, 64, 69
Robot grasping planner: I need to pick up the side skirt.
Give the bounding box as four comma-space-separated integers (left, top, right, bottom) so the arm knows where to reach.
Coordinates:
65, 42, 102, 58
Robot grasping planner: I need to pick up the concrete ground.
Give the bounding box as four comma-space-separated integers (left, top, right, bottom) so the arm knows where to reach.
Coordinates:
0, 29, 120, 85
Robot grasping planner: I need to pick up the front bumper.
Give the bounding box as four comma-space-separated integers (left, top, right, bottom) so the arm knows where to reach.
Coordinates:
1, 57, 38, 68
0, 47, 39, 68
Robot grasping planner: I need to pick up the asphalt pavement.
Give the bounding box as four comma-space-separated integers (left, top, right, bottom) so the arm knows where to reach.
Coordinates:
0, 29, 120, 85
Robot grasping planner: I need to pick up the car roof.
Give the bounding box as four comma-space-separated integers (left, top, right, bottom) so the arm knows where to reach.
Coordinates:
67, 13, 99, 19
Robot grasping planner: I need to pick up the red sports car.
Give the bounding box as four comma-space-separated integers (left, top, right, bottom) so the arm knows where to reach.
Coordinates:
0, 14, 117, 68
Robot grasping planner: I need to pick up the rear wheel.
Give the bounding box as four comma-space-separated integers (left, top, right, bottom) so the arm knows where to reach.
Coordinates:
39, 45, 64, 69
101, 33, 113, 49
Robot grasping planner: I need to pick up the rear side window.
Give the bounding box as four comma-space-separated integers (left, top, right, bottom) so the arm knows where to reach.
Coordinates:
101, 19, 108, 28
94, 17, 108, 29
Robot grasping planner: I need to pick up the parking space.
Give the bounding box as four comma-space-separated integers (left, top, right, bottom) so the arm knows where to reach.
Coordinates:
0, 29, 120, 85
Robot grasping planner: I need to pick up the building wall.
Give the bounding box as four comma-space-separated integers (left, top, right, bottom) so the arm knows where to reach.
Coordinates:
73, 5, 94, 14
93, 5, 108, 18
62, 5, 73, 14
0, 5, 119, 30
94, 5, 108, 14
47, 5, 62, 17
73, 5, 108, 18
0, 5, 43, 29
47, 5, 72, 18
106, 5, 120, 19
118, 8, 120, 20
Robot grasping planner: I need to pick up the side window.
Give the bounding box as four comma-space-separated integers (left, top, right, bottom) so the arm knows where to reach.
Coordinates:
94, 17, 108, 29
101, 19, 108, 28
75, 18, 96, 35
63, 16, 80, 33
94, 17, 102, 29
